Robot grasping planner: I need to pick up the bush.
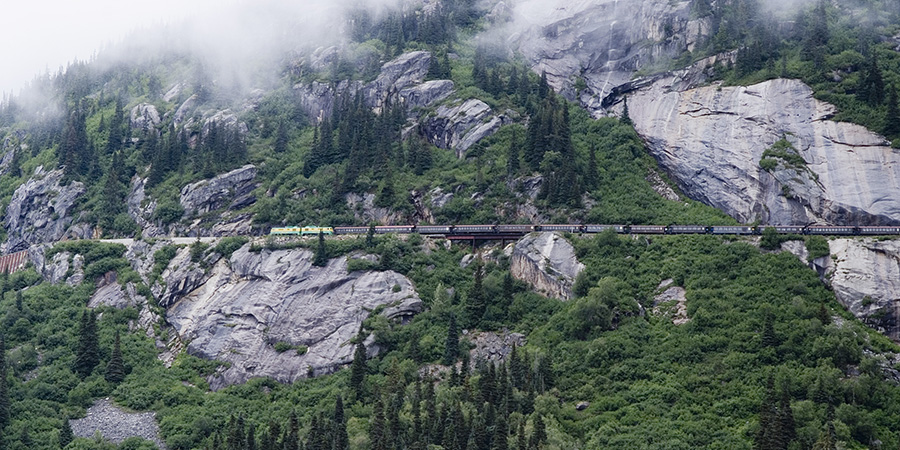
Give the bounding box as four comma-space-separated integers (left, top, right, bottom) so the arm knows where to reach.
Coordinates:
213, 236, 249, 259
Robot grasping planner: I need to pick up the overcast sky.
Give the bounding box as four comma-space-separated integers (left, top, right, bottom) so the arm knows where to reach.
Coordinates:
0, 0, 229, 95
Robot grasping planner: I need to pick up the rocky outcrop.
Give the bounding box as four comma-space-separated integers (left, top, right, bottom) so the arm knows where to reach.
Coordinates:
130, 103, 161, 132
124, 176, 165, 237
466, 330, 526, 364
180, 164, 258, 218
2, 168, 87, 253
345, 192, 404, 225
626, 77, 900, 225
167, 245, 423, 389
652, 279, 689, 325
294, 52, 432, 122
423, 99, 507, 157
399, 80, 455, 113
510, 232, 584, 300
507, 0, 710, 107
815, 239, 900, 341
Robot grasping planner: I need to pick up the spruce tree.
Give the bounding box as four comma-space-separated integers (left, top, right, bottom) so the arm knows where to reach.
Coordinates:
465, 258, 486, 328
0, 335, 9, 430
621, 96, 633, 126
313, 232, 328, 267
105, 330, 125, 383
332, 395, 349, 450
884, 84, 900, 137
349, 331, 367, 402
443, 314, 460, 365
73, 309, 100, 377
59, 418, 74, 448
507, 128, 520, 178
528, 414, 546, 450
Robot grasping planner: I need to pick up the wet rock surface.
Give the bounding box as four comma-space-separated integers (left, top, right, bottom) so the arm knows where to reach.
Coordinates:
167, 244, 423, 389
3, 167, 86, 253
627, 77, 900, 225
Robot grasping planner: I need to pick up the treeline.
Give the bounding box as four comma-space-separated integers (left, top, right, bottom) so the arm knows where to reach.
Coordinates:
203, 338, 554, 450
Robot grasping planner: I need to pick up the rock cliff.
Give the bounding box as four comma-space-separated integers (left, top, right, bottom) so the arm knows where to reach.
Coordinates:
626, 77, 900, 225
3, 167, 87, 253
168, 245, 423, 389
813, 239, 900, 341
510, 232, 584, 300
507, 0, 708, 107
294, 51, 504, 155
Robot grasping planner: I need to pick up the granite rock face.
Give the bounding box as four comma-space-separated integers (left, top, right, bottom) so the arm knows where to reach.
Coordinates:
626, 77, 900, 225
3, 168, 86, 253
399, 80, 455, 113
816, 239, 900, 341
510, 232, 584, 300
180, 164, 258, 219
130, 103, 161, 132
422, 99, 507, 157
167, 244, 423, 389
508, 0, 709, 108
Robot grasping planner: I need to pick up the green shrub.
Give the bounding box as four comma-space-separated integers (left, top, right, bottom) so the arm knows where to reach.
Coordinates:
213, 236, 249, 259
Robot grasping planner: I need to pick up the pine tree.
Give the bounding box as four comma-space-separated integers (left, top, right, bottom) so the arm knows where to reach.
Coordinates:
0, 335, 9, 430
370, 394, 387, 450
73, 309, 100, 377
105, 330, 125, 383
349, 331, 367, 402
444, 314, 460, 365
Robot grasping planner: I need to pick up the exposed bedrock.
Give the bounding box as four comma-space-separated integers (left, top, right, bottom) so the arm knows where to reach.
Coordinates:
167, 245, 423, 389
510, 232, 584, 300
627, 77, 900, 226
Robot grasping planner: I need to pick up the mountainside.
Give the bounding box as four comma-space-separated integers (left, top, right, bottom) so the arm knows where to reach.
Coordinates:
3, 0, 900, 449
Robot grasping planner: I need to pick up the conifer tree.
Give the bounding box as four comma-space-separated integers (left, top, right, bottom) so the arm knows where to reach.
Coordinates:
507, 128, 520, 178
313, 232, 328, 267
274, 121, 289, 154
529, 414, 546, 450
349, 331, 367, 402
444, 314, 460, 365
59, 418, 74, 448
332, 395, 349, 450
884, 84, 900, 137
105, 330, 125, 383
465, 258, 486, 328
73, 309, 100, 377
621, 96, 633, 126
0, 335, 9, 430
370, 394, 386, 450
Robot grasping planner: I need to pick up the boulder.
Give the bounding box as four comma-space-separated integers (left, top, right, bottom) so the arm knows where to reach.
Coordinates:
180, 164, 258, 218
510, 232, 584, 300
652, 279, 689, 325
130, 103, 161, 132
626, 77, 900, 225
167, 245, 424, 389
2, 168, 86, 253
202, 110, 249, 136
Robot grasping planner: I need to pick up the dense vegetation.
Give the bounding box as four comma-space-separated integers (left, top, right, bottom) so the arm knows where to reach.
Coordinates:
3, 231, 900, 449
1, 0, 900, 449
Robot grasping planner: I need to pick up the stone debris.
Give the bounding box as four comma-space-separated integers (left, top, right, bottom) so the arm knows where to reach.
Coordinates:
70, 398, 166, 449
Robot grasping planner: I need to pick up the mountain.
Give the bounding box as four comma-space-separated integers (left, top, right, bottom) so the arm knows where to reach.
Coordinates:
1, 0, 900, 449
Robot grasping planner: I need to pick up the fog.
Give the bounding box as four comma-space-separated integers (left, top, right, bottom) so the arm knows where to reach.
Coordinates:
0, 0, 407, 96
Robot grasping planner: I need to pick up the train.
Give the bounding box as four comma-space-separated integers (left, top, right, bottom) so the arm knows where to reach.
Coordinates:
268, 224, 900, 236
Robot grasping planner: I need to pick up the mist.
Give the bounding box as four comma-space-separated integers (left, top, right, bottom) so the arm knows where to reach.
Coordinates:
2, 0, 411, 102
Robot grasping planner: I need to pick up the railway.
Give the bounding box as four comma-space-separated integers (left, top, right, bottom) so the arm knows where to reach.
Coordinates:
273, 224, 900, 238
